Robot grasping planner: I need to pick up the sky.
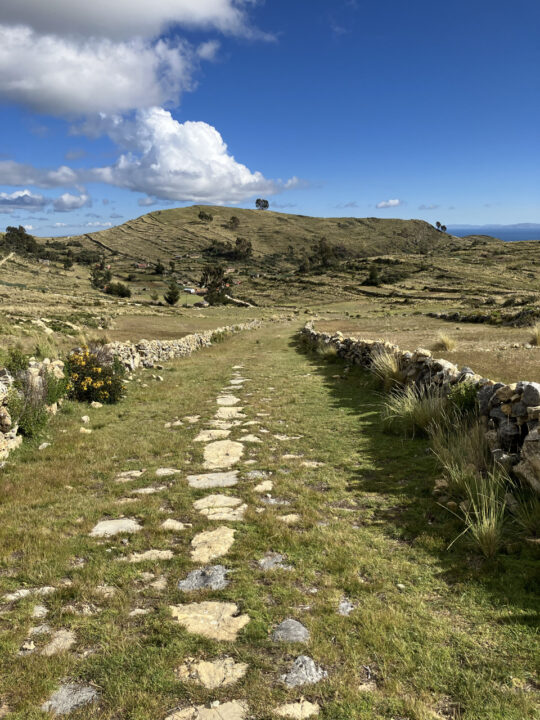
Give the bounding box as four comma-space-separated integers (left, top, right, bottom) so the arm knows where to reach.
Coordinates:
0, 0, 539, 237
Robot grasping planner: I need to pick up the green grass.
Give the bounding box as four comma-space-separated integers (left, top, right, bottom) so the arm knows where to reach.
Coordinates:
0, 323, 538, 719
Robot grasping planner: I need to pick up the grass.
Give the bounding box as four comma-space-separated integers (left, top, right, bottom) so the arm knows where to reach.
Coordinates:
529, 323, 540, 346
511, 493, 540, 538
370, 349, 405, 392
430, 415, 491, 490
1, 323, 537, 718
381, 385, 448, 437
433, 331, 457, 351
458, 470, 509, 559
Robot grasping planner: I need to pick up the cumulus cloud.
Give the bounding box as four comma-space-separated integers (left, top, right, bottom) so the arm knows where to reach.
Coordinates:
0, 0, 255, 40
53, 192, 91, 212
0, 189, 47, 211
376, 198, 402, 209
0, 26, 193, 115
0, 160, 77, 188
86, 221, 112, 228
90, 108, 292, 203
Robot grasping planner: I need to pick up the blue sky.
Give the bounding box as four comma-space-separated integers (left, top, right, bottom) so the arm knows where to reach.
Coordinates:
0, 0, 539, 237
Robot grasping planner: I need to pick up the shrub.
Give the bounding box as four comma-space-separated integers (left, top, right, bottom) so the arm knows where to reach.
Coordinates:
447, 380, 478, 416
66, 347, 125, 404
7, 386, 48, 438
5, 347, 29, 377
105, 282, 131, 298
433, 332, 457, 351
164, 279, 180, 306
370, 350, 405, 391
381, 385, 447, 437
529, 323, 540, 346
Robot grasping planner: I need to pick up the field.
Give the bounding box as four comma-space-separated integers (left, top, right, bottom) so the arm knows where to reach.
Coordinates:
0, 209, 539, 718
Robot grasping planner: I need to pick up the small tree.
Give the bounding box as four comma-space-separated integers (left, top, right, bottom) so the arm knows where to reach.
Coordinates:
229, 216, 240, 230
441, 225, 447, 233
435, 221, 441, 231
199, 210, 213, 222
169, 260, 176, 272
154, 259, 165, 275
255, 198, 269, 210
201, 263, 228, 305
164, 278, 180, 305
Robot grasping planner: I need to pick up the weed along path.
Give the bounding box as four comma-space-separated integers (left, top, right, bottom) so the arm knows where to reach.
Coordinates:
0, 324, 538, 719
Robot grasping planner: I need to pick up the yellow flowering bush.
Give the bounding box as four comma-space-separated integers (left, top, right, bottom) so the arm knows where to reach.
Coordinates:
66, 346, 125, 404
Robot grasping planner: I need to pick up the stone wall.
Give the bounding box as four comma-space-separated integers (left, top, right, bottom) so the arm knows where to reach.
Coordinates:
301, 322, 540, 494
0, 320, 261, 463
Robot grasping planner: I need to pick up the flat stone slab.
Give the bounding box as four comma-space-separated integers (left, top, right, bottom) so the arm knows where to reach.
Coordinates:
90, 518, 142, 537
282, 454, 303, 460
41, 629, 76, 656
191, 526, 235, 563
258, 553, 292, 571
193, 495, 247, 521
301, 461, 324, 468
278, 514, 301, 525
41, 684, 99, 716
274, 434, 302, 441
230, 379, 248, 385
115, 469, 145, 482
131, 485, 166, 495
238, 434, 262, 443
194, 430, 231, 442
216, 407, 246, 420
338, 598, 356, 616
176, 657, 248, 689
178, 566, 229, 592
208, 420, 242, 429
254, 481, 273, 493
155, 467, 182, 477
183, 416, 200, 424
165, 700, 248, 720
261, 496, 291, 506
170, 602, 250, 641
273, 619, 310, 643
161, 519, 189, 531
281, 656, 328, 687
187, 471, 238, 490
203, 441, 244, 470
275, 700, 320, 718
245, 470, 270, 480
127, 549, 173, 563
216, 396, 241, 406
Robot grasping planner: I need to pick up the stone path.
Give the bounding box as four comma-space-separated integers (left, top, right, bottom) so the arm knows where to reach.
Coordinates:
12, 362, 329, 717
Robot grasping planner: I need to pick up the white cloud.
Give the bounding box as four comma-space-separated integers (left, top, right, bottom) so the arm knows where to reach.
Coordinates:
418, 203, 439, 210
89, 107, 291, 203
376, 198, 402, 209
86, 221, 112, 228
0, 189, 47, 211
54, 222, 67, 227
197, 40, 221, 61
0, 160, 77, 188
53, 192, 91, 212
0, 0, 254, 40
23, 224, 34, 230
0, 26, 193, 115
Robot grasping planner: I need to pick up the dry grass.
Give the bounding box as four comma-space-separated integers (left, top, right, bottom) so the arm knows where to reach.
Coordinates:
370, 349, 405, 391
430, 416, 491, 488
458, 470, 509, 559
433, 331, 457, 351
529, 323, 540, 346
381, 385, 448, 437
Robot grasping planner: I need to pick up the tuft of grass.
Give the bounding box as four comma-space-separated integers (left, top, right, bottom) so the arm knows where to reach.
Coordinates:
529, 323, 540, 346
511, 493, 540, 537
316, 338, 339, 359
430, 415, 490, 494
381, 385, 447, 437
458, 469, 508, 558
433, 331, 457, 351
370, 349, 405, 391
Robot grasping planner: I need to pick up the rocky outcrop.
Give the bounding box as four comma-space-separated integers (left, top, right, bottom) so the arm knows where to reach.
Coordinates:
301, 323, 540, 494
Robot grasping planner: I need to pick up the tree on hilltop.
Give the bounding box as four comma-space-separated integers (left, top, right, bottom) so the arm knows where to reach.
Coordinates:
255, 198, 269, 210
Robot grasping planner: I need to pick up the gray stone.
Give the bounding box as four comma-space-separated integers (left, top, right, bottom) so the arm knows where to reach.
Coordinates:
187, 471, 238, 489
41, 683, 99, 716
338, 598, 355, 616
90, 518, 142, 537
178, 566, 229, 592
522, 382, 540, 406
258, 553, 292, 571
281, 655, 327, 687
245, 470, 270, 480
272, 619, 309, 643
260, 496, 291, 506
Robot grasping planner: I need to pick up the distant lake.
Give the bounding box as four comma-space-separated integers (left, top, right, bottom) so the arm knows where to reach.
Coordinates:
448, 226, 540, 242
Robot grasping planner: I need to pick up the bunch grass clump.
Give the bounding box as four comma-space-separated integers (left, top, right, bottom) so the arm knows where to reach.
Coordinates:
66, 346, 125, 404
381, 385, 447, 437
370, 349, 405, 391
433, 332, 457, 351
457, 469, 509, 559
529, 323, 540, 346
430, 414, 490, 488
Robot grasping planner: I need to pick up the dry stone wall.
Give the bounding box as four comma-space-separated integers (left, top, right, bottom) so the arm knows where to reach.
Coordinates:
301, 322, 540, 494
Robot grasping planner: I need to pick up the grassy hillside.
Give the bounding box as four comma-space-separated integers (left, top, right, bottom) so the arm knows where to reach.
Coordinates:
48, 206, 487, 263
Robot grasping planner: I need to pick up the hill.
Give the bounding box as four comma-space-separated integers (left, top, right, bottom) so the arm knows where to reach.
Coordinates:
48, 206, 487, 264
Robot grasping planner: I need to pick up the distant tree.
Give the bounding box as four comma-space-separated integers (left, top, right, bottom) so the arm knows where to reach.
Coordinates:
105, 282, 131, 298
231, 237, 252, 260
169, 260, 176, 272
229, 216, 240, 230
150, 291, 159, 303
90, 266, 111, 289
199, 209, 213, 222
435, 221, 441, 231
2, 225, 39, 255
441, 225, 447, 233
200, 263, 228, 305
164, 278, 180, 305
255, 198, 269, 210
154, 259, 165, 275
63, 257, 74, 270
362, 264, 381, 286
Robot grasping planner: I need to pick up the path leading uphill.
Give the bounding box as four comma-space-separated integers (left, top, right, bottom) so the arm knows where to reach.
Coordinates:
0, 325, 537, 719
